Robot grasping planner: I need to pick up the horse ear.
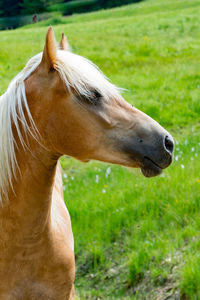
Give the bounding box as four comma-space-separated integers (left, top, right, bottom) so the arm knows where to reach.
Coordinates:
59, 33, 71, 51
41, 27, 57, 70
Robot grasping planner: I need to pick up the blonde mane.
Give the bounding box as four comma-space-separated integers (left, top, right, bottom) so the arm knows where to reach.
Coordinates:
0, 50, 121, 204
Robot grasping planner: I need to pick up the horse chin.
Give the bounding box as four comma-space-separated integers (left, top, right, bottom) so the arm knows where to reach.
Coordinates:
141, 157, 162, 178
141, 166, 162, 177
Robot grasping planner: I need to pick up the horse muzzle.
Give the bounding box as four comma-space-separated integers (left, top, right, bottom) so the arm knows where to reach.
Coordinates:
122, 132, 174, 177
139, 134, 174, 177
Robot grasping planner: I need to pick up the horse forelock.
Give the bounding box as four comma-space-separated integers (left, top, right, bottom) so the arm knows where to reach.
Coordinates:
55, 50, 121, 101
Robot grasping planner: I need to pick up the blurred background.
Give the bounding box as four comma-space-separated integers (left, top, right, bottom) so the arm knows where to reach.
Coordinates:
0, 0, 200, 299
0, 0, 142, 30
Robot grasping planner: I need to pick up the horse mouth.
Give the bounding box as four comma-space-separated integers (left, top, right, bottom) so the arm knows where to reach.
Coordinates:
141, 156, 162, 178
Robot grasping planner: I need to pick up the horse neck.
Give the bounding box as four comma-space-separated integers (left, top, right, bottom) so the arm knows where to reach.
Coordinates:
0, 134, 60, 237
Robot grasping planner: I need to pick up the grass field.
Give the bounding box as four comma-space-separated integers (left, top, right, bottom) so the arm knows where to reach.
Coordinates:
0, 0, 200, 298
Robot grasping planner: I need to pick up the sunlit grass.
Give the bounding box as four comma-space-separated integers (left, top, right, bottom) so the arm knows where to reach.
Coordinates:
61, 127, 200, 298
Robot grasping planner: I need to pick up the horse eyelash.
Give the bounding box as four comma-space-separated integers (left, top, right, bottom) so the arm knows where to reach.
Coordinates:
76, 89, 102, 106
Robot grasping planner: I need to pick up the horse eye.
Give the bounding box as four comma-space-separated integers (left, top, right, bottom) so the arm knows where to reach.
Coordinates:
88, 89, 102, 105
92, 90, 101, 100
76, 89, 102, 106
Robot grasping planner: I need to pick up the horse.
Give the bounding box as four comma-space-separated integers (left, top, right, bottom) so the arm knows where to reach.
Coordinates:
0, 27, 174, 299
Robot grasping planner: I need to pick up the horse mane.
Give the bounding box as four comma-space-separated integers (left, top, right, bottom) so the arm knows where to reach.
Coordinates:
0, 54, 41, 204
0, 50, 121, 204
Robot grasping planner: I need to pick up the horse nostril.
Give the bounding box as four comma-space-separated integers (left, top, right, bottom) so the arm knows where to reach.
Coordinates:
164, 135, 174, 154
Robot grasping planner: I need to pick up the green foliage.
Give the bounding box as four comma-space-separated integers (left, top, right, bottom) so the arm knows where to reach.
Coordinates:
0, 0, 22, 17
0, 0, 144, 25
47, 2, 68, 12
48, 0, 98, 15
98, 0, 142, 9
21, 0, 56, 14
0, 15, 30, 29
0, 0, 3, 16
0, 12, 57, 29
48, 0, 143, 15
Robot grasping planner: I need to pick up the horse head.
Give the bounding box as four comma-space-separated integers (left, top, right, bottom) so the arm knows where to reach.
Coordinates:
25, 27, 174, 177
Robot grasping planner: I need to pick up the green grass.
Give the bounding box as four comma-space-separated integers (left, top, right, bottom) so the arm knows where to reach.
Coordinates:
1, 0, 200, 298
